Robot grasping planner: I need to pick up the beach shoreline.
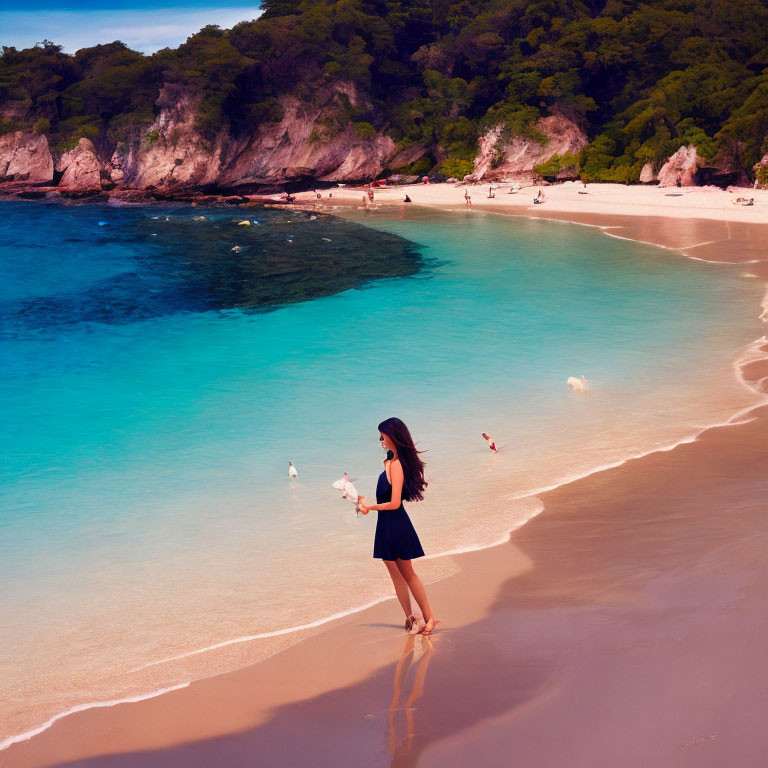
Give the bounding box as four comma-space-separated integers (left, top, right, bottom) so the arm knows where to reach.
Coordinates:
2, 199, 768, 767
293, 179, 768, 226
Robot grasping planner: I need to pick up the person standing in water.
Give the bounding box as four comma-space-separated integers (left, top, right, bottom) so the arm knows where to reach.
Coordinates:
358, 417, 436, 635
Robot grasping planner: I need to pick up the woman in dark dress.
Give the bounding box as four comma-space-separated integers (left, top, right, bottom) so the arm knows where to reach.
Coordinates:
358, 417, 435, 635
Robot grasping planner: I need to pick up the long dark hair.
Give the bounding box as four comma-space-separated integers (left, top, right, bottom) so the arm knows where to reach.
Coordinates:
378, 417, 427, 502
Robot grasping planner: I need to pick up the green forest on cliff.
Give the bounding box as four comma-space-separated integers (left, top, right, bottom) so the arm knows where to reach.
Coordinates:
1, 0, 768, 182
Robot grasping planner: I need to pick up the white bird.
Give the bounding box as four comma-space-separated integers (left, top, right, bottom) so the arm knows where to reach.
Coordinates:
288, 461, 298, 478
567, 374, 587, 391
332, 473, 359, 501
332, 472, 349, 490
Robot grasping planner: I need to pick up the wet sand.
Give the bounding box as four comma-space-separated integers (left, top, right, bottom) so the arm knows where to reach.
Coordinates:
2, 210, 767, 768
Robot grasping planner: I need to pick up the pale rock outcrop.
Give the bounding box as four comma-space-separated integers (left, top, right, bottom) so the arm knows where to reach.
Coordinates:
0, 131, 54, 183
752, 152, 768, 188
657, 145, 700, 187
639, 163, 656, 183
318, 133, 398, 181
217, 89, 412, 187
127, 84, 223, 189
471, 114, 588, 181
117, 82, 414, 190
56, 138, 103, 189
108, 152, 125, 184
471, 126, 504, 180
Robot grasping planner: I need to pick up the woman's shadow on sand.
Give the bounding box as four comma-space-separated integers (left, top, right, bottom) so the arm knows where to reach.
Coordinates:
49, 614, 553, 768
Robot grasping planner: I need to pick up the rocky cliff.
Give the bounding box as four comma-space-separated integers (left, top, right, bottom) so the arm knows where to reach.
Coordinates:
657, 145, 700, 187
0, 132, 54, 184
754, 153, 768, 188
0, 84, 592, 195
108, 82, 424, 193
470, 114, 588, 181
0, 82, 429, 195
57, 138, 103, 189
1, 86, 759, 197
639, 163, 656, 183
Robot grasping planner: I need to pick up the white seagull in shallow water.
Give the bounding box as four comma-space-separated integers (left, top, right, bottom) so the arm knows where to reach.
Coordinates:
333, 473, 359, 500
567, 375, 587, 392
288, 461, 298, 478
332, 472, 349, 490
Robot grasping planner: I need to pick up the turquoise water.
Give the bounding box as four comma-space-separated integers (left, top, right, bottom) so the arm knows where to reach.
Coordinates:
0, 201, 764, 744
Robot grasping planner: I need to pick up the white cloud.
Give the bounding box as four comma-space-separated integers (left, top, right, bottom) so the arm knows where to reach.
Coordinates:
0, 7, 262, 54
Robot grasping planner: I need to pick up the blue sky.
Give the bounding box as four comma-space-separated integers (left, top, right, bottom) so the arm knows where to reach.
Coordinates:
0, 2, 262, 54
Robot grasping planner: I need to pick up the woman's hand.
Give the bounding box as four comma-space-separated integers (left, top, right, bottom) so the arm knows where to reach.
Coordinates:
357, 496, 371, 515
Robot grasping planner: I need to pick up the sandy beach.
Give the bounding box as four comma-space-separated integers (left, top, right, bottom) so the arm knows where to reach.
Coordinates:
294, 180, 768, 227
2, 191, 767, 768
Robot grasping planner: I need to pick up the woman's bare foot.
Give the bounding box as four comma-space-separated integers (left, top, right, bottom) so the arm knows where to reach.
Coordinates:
420, 617, 436, 636
404, 615, 417, 632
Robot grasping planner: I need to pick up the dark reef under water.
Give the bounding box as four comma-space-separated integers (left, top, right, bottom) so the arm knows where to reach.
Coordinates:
0, 202, 423, 336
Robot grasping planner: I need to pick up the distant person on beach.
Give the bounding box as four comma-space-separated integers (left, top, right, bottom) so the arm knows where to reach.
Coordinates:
487, 186, 495, 198
358, 417, 436, 635
676, 176, 682, 188
464, 190, 471, 207
362, 194, 369, 209
404, 194, 412, 203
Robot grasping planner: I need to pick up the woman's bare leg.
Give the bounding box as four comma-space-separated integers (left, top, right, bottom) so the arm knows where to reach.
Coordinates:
396, 559, 434, 632
384, 559, 413, 620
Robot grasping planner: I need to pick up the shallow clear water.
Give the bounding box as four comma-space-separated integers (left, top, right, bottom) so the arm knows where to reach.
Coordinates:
0, 201, 763, 744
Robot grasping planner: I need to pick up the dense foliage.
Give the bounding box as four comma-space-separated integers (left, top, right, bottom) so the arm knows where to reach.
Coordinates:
2, 0, 768, 180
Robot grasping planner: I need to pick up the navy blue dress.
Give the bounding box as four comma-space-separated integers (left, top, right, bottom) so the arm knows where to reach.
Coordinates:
373, 468, 425, 560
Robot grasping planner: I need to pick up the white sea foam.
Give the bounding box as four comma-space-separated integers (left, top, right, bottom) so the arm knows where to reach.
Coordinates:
686, 256, 764, 264
125, 504, 542, 673
0, 683, 189, 751
759, 285, 768, 323
133, 595, 396, 671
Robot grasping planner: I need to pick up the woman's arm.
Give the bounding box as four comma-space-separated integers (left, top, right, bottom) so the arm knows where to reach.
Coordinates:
360, 460, 404, 512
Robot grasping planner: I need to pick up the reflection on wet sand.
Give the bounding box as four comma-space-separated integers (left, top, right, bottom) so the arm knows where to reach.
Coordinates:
388, 634, 435, 766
